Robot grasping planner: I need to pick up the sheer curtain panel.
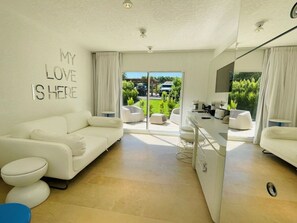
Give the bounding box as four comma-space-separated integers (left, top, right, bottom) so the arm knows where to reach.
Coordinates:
254, 47, 297, 144
93, 52, 122, 117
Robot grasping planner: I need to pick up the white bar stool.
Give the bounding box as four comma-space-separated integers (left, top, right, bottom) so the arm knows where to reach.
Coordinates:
176, 126, 204, 163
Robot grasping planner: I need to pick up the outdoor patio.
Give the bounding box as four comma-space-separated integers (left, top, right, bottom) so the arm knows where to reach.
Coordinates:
123, 114, 256, 142
228, 121, 255, 142
123, 118, 180, 133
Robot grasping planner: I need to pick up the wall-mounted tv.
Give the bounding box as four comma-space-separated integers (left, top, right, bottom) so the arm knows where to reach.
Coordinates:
215, 62, 234, 93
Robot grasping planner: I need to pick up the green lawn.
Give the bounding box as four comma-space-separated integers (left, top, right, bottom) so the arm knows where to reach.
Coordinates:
134, 99, 179, 118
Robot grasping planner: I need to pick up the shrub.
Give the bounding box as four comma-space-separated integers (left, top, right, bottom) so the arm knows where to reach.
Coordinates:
161, 91, 167, 102
167, 98, 176, 115
159, 102, 164, 114
122, 80, 138, 105
228, 74, 260, 119
172, 77, 181, 102
149, 104, 154, 116
139, 99, 145, 108
227, 99, 238, 110
127, 97, 134, 105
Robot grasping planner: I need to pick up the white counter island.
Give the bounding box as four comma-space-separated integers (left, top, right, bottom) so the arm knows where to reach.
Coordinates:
187, 112, 228, 223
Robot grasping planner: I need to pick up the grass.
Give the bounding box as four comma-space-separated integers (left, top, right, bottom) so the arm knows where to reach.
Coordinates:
134, 99, 179, 118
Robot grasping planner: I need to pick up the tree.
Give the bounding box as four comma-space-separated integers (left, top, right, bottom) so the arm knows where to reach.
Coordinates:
171, 77, 182, 102
229, 74, 260, 119
155, 76, 174, 83
233, 72, 261, 82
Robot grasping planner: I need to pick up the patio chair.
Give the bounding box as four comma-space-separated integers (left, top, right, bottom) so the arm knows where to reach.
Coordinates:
229, 109, 253, 130
121, 105, 145, 123
170, 108, 180, 125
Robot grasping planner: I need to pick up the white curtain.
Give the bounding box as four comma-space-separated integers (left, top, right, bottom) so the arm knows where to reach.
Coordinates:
254, 47, 297, 144
93, 52, 122, 117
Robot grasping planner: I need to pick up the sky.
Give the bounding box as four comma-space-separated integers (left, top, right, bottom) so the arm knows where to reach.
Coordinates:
125, 72, 182, 79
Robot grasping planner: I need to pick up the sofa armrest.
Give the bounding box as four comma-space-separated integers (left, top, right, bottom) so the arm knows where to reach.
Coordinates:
88, 116, 123, 128
0, 136, 74, 180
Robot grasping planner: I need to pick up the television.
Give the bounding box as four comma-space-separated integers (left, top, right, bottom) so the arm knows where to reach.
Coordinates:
215, 62, 234, 92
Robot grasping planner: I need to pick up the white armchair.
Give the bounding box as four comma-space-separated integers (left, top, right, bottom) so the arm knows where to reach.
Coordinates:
170, 108, 180, 125
229, 109, 253, 130
121, 106, 145, 123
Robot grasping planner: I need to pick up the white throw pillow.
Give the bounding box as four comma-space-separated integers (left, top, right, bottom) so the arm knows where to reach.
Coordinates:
30, 129, 86, 156
63, 111, 92, 133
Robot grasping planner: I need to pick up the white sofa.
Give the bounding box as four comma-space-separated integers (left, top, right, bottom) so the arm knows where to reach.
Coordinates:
260, 126, 297, 168
122, 105, 144, 123
0, 111, 123, 181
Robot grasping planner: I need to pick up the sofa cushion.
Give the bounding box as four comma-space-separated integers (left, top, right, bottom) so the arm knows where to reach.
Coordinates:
72, 135, 107, 171
63, 111, 92, 133
30, 129, 86, 156
263, 127, 297, 140
88, 117, 123, 128
74, 126, 123, 147
10, 116, 67, 139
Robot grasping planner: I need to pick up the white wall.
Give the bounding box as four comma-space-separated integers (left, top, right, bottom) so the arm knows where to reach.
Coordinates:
0, 9, 93, 135
235, 49, 264, 72
122, 51, 213, 124
206, 49, 265, 108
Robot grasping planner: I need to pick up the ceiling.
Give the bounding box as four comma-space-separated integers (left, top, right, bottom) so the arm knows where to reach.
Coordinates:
2, 0, 297, 52
237, 0, 297, 49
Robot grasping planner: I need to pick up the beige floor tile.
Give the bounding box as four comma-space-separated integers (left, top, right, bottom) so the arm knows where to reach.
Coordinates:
32, 202, 172, 223
221, 141, 297, 223
0, 134, 212, 223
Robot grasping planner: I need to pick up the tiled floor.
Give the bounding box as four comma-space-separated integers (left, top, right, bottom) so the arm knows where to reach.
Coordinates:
227, 122, 255, 142
0, 134, 212, 223
221, 141, 297, 223
123, 119, 180, 133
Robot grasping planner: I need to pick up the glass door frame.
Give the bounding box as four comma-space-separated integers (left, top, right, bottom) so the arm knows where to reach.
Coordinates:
121, 71, 185, 135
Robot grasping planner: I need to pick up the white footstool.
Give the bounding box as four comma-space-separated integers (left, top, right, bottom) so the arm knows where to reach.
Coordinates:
150, 113, 167, 124
1, 157, 50, 208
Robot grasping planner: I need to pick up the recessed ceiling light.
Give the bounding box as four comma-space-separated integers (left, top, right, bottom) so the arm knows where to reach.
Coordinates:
123, 0, 133, 9
290, 2, 297, 18
147, 46, 153, 53
255, 21, 265, 32
139, 28, 147, 38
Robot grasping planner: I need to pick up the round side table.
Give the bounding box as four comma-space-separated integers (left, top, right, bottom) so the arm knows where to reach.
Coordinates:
1, 157, 50, 208
269, 119, 291, 127
101, 111, 115, 117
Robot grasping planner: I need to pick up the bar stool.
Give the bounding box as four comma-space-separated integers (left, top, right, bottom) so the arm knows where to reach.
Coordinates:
176, 126, 204, 163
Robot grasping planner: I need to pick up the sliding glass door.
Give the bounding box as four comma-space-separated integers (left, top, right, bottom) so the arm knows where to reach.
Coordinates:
122, 72, 148, 131
122, 71, 183, 134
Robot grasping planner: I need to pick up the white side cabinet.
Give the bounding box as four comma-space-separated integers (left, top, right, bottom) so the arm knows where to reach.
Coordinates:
195, 128, 226, 223
188, 112, 228, 223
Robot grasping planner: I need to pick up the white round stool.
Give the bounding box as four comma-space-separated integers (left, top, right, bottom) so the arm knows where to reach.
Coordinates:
177, 127, 205, 163
1, 157, 50, 208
